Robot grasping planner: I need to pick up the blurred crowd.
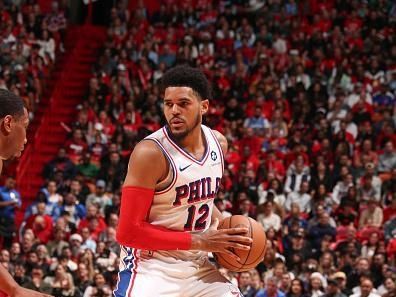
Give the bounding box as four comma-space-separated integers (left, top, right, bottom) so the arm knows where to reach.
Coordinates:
1, 0, 396, 296
0, 0, 67, 119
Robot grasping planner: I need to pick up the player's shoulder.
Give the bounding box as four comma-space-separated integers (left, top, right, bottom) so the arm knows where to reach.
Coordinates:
125, 139, 168, 187
210, 129, 228, 154
211, 129, 226, 142
130, 139, 164, 161
131, 126, 165, 156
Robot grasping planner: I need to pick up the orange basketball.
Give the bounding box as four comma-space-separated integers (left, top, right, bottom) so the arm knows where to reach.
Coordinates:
213, 215, 267, 272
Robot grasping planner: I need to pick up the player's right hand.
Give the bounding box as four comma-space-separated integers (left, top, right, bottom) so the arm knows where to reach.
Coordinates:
191, 219, 252, 261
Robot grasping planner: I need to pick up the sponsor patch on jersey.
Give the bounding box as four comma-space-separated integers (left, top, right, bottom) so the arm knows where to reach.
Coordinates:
210, 151, 217, 161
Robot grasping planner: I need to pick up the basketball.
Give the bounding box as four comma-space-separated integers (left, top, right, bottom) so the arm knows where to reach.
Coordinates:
213, 215, 267, 272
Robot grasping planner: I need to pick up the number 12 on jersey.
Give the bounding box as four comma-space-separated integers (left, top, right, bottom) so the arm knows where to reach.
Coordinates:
184, 204, 210, 231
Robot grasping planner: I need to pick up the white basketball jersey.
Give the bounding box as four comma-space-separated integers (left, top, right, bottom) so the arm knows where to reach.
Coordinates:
142, 124, 224, 261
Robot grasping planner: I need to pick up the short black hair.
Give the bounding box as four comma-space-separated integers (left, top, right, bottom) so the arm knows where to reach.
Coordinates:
0, 89, 25, 119
159, 64, 212, 100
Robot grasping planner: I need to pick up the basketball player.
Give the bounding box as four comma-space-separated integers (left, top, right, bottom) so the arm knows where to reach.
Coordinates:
115, 65, 251, 297
0, 89, 53, 297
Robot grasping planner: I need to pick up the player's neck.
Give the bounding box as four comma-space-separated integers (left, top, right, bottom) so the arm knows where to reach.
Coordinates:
178, 125, 205, 154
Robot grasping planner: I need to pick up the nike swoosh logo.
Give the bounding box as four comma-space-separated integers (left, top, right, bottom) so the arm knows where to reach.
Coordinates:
179, 164, 192, 172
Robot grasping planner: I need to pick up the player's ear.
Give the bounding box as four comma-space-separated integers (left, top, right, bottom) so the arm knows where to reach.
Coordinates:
201, 99, 209, 115
1, 115, 13, 134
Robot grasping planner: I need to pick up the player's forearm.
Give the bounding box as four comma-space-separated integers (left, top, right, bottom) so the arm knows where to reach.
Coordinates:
0, 264, 18, 295
116, 186, 191, 250
117, 222, 191, 250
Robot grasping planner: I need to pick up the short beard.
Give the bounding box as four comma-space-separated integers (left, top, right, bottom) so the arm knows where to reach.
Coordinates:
167, 113, 201, 142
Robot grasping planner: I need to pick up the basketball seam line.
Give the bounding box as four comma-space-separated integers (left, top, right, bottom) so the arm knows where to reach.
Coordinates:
240, 217, 253, 269
243, 217, 266, 266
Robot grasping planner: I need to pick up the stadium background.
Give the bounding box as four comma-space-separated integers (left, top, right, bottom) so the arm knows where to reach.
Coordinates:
0, 0, 395, 296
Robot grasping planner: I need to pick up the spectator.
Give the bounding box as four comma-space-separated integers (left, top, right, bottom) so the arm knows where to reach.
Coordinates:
360, 232, 381, 259
331, 272, 350, 296
85, 179, 111, 216
59, 247, 78, 272
308, 272, 326, 297
37, 30, 55, 62
67, 179, 88, 205
382, 169, 396, 205
97, 151, 126, 191
284, 228, 311, 273
21, 230, 36, 255
358, 169, 382, 203
347, 258, 371, 291
238, 271, 256, 297
0, 177, 21, 248
83, 272, 112, 297
68, 233, 83, 258
332, 173, 354, 206
258, 178, 286, 213
223, 97, 245, 125
237, 198, 256, 218
61, 193, 86, 226
359, 199, 383, 229
284, 158, 310, 195
64, 128, 88, 164
279, 272, 292, 293
321, 278, 347, 297
47, 227, 68, 258
43, 263, 75, 296
285, 181, 312, 214
23, 264, 52, 294
256, 201, 282, 232
74, 263, 92, 294
76, 152, 99, 180
43, 148, 76, 180
214, 198, 232, 218
250, 269, 264, 294
350, 278, 381, 297
25, 201, 53, 244
256, 276, 286, 297
283, 203, 308, 231
309, 161, 333, 195
354, 140, 379, 170
383, 194, 396, 223
77, 205, 106, 241
308, 213, 336, 250
285, 278, 309, 297
80, 227, 96, 253
378, 141, 396, 177
377, 277, 396, 296
243, 106, 270, 136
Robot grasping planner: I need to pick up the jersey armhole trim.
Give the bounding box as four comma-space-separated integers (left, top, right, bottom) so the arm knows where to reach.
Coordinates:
145, 138, 178, 194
